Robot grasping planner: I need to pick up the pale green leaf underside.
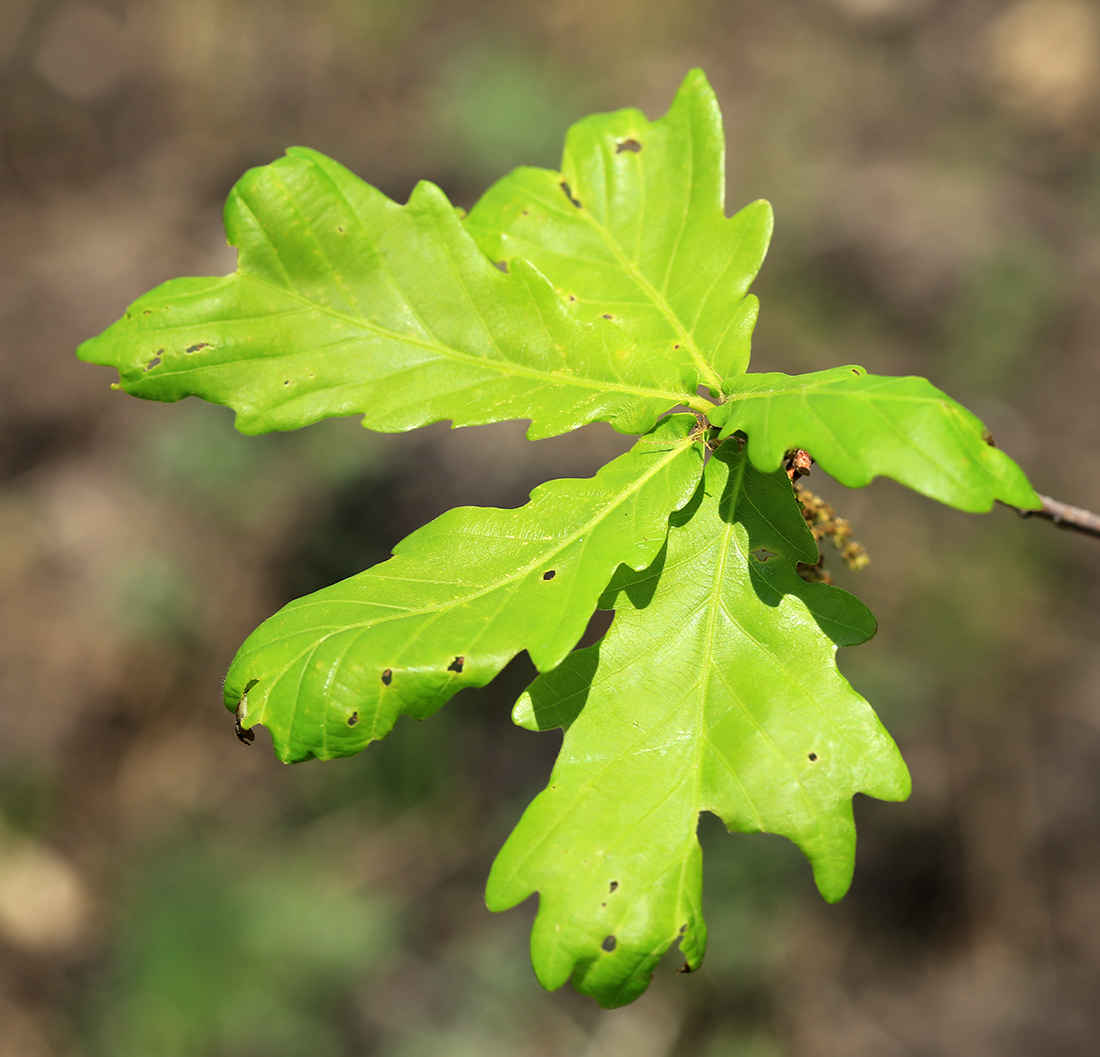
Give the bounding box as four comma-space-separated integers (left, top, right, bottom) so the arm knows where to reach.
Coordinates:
466, 68, 772, 390
77, 147, 707, 439
713, 367, 1041, 512
227, 416, 703, 763
490, 445, 909, 1008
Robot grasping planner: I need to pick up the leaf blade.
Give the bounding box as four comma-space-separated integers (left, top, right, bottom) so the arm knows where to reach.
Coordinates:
465, 68, 772, 389
490, 443, 908, 1008
226, 416, 703, 763
713, 367, 1041, 511
78, 148, 704, 439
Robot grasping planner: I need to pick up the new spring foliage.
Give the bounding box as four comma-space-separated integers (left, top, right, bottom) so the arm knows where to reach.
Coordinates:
79, 70, 1039, 1007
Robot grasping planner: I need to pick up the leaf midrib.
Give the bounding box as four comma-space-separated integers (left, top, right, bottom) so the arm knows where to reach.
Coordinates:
198, 269, 714, 415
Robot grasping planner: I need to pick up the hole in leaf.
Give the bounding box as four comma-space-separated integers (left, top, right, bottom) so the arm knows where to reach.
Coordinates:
601, 935, 617, 952
677, 962, 694, 974
494, 260, 508, 273
542, 570, 556, 580
337, 226, 344, 233
568, 294, 577, 302
381, 668, 392, 685
609, 880, 619, 892
521, 209, 529, 216
145, 351, 163, 371
348, 711, 359, 726
185, 342, 210, 354
851, 368, 860, 374
752, 548, 778, 562
602, 313, 613, 320
283, 380, 290, 385
560, 181, 582, 208
448, 656, 465, 673
679, 923, 688, 934
808, 752, 818, 762
142, 309, 151, 315
673, 343, 680, 349
616, 138, 642, 153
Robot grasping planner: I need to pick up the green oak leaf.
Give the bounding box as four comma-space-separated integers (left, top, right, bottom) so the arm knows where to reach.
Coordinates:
466, 68, 771, 391
228, 416, 703, 763
489, 442, 909, 1008
711, 366, 1041, 512
77, 148, 710, 439
72, 62, 1046, 1012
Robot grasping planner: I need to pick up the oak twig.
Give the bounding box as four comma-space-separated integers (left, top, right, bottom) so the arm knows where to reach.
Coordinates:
1013, 495, 1100, 540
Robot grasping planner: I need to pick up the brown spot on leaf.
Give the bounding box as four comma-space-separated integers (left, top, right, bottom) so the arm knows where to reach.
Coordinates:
382, 668, 392, 685
560, 181, 581, 208
808, 752, 818, 761
348, 711, 359, 726
616, 138, 642, 153
609, 880, 619, 892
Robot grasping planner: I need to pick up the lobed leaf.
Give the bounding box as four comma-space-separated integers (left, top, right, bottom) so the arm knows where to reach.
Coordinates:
713, 366, 1041, 512
465, 68, 772, 391
489, 443, 909, 1008
78, 148, 708, 439
227, 416, 703, 763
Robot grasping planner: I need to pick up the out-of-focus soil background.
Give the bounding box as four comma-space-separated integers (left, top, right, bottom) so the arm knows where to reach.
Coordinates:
1, 0, 1099, 1054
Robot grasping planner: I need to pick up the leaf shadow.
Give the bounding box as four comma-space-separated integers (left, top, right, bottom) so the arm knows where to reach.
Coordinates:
712, 443, 877, 649
521, 640, 601, 733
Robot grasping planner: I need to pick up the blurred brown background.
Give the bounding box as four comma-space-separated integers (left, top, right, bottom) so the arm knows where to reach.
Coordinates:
1, 0, 1099, 1054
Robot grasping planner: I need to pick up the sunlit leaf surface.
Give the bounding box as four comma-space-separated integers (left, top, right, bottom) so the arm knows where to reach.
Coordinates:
78, 150, 707, 439
466, 68, 771, 389
712, 367, 1040, 511
490, 445, 909, 1007
228, 417, 702, 762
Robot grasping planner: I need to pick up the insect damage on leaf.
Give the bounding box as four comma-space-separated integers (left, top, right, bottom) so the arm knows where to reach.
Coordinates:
77, 66, 1041, 1009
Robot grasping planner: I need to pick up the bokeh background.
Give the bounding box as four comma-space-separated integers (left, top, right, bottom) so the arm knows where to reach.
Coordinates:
1, 0, 1099, 1054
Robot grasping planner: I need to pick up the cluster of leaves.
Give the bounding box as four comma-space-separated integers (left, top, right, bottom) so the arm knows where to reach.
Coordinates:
78, 70, 1039, 1008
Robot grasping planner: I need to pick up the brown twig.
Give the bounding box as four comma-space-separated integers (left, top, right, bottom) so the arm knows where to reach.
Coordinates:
1013, 495, 1100, 540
